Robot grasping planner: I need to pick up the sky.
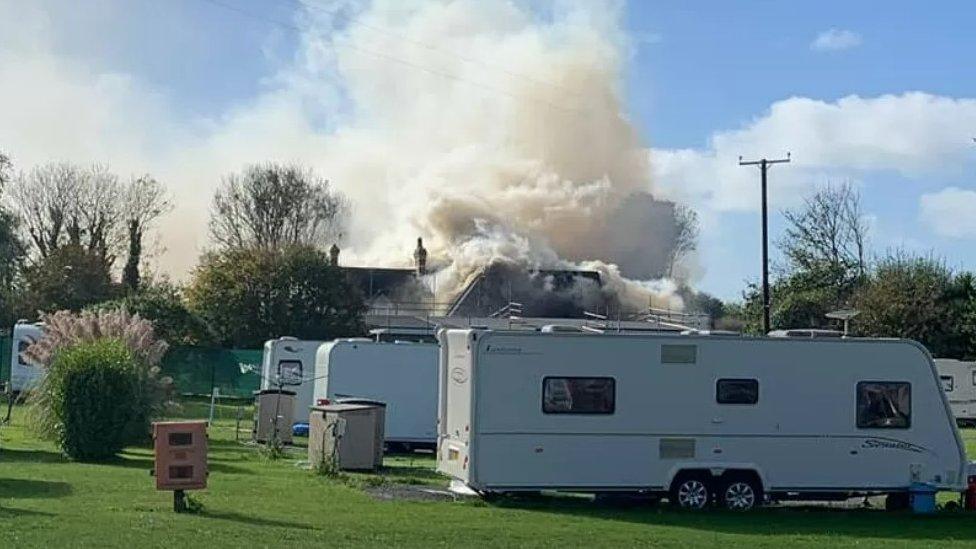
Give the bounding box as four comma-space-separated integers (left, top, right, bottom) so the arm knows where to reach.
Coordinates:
0, 0, 974, 302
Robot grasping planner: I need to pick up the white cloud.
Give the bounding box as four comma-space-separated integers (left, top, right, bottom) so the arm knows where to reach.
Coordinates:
919, 187, 976, 239
652, 93, 976, 214
810, 28, 862, 52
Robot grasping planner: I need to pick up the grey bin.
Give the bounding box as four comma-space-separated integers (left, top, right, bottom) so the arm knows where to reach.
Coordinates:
309, 402, 386, 471
253, 389, 296, 445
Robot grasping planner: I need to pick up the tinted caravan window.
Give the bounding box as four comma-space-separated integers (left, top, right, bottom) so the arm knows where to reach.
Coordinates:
278, 360, 303, 386
941, 375, 954, 392
543, 377, 614, 414
857, 382, 910, 429
17, 341, 30, 366
716, 379, 759, 404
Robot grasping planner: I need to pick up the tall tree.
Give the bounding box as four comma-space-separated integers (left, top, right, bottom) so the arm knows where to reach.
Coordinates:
0, 151, 24, 326
779, 181, 868, 284
209, 163, 346, 251
667, 204, 699, 278
187, 245, 365, 348
18, 243, 117, 316
734, 182, 872, 332
7, 163, 123, 265
121, 175, 172, 291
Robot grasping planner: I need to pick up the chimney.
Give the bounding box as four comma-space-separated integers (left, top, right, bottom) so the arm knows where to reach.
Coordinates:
328, 243, 340, 267
413, 237, 428, 276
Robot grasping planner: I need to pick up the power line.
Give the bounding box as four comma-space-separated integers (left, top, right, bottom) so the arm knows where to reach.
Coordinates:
195, 0, 588, 115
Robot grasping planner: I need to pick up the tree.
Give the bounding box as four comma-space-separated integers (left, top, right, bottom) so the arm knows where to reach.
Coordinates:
736, 182, 871, 333
7, 164, 170, 281
0, 150, 24, 326
7, 163, 123, 265
92, 281, 211, 346
779, 181, 867, 285
667, 205, 699, 278
209, 163, 346, 251
186, 245, 366, 348
853, 253, 974, 358
121, 176, 172, 291
19, 243, 118, 316
0, 150, 11, 186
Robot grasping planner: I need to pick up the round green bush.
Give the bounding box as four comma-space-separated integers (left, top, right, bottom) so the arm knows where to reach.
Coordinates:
42, 339, 146, 460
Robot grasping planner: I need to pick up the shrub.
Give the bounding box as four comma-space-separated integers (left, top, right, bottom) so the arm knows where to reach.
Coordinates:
40, 339, 145, 460
25, 309, 172, 450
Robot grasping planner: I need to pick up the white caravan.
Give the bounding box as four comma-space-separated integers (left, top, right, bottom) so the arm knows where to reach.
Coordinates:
9, 322, 44, 392
437, 329, 970, 510
260, 338, 327, 423
314, 339, 438, 449
935, 359, 976, 426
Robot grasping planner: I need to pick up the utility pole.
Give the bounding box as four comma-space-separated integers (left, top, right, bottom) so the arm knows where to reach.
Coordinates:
739, 153, 791, 335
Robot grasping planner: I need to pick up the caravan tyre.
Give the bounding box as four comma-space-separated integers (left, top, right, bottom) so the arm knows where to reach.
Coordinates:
721, 480, 760, 511
671, 477, 711, 510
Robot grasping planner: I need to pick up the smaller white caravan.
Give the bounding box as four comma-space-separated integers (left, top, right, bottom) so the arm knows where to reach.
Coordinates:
935, 359, 976, 426
437, 329, 970, 510
9, 322, 44, 392
314, 339, 438, 449
260, 338, 327, 423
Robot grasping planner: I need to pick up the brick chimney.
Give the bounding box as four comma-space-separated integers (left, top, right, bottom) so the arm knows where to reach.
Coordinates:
328, 243, 340, 266
413, 237, 428, 276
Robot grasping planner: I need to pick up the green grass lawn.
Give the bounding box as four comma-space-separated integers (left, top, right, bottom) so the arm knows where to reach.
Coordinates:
3, 401, 976, 548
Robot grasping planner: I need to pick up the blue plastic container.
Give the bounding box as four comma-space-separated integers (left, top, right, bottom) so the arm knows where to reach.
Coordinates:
292, 422, 309, 437
910, 482, 937, 514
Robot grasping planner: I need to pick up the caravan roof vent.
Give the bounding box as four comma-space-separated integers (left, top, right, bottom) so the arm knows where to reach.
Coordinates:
768, 329, 843, 339
680, 330, 741, 337
541, 325, 583, 333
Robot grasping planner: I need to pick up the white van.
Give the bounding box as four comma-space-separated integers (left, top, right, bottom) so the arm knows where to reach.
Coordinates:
260, 338, 327, 423
9, 323, 44, 392
437, 329, 970, 510
314, 339, 438, 450
935, 359, 976, 426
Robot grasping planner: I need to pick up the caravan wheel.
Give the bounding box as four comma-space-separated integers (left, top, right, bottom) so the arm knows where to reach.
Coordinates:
721, 480, 760, 511
671, 476, 711, 510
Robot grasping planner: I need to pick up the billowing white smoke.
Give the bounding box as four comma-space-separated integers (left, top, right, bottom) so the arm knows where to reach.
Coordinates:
296, 0, 688, 310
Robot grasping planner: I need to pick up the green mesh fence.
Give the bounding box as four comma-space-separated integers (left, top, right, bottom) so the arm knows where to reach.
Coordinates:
159, 346, 263, 398
0, 335, 10, 385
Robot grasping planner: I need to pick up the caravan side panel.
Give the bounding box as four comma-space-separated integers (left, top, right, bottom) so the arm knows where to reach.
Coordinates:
936, 359, 976, 423
10, 324, 44, 392
261, 338, 325, 423
317, 340, 438, 444
463, 331, 964, 494
437, 330, 475, 484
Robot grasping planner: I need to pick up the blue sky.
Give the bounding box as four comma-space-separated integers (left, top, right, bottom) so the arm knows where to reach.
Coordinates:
623, 0, 976, 298
0, 0, 974, 303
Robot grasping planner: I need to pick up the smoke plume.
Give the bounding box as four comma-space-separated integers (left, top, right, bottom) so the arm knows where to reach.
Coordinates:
304, 0, 689, 310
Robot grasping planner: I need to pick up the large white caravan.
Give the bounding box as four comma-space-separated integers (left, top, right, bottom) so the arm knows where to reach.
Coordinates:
9, 322, 44, 392
314, 339, 438, 449
260, 338, 327, 423
437, 329, 970, 509
935, 359, 976, 426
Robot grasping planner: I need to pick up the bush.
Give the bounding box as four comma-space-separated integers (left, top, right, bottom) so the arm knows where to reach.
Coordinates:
39, 339, 146, 460
25, 309, 172, 455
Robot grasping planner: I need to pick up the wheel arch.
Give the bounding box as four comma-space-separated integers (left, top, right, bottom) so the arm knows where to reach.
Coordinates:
665, 463, 767, 492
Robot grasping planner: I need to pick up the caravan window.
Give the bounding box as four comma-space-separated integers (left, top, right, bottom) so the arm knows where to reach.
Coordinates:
17, 341, 30, 366
941, 375, 955, 392
856, 382, 910, 429
542, 377, 615, 414
277, 360, 303, 386
716, 379, 759, 404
